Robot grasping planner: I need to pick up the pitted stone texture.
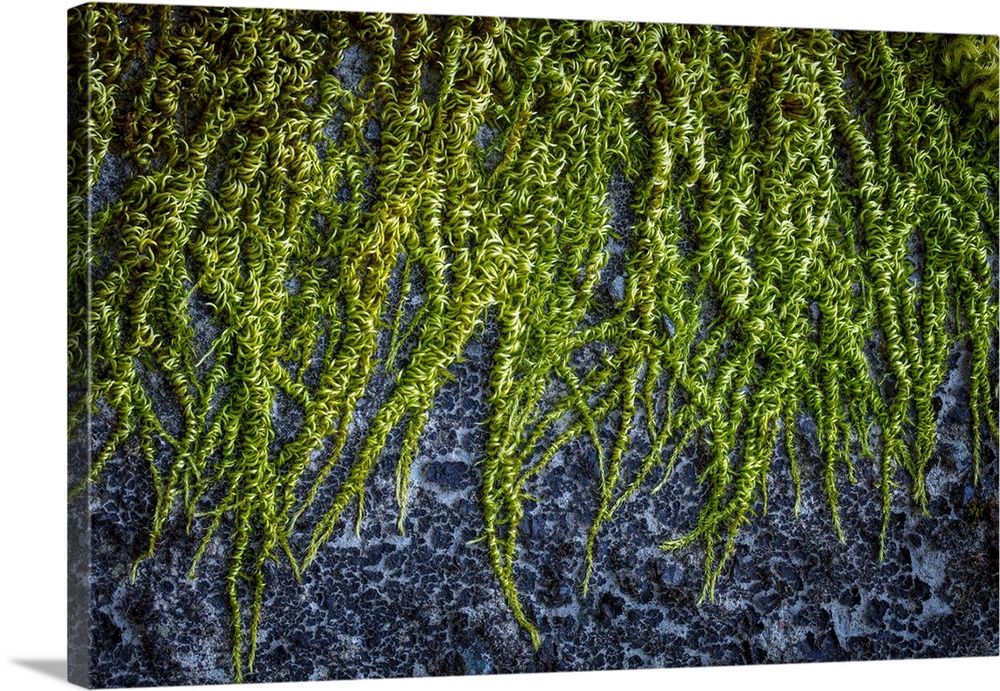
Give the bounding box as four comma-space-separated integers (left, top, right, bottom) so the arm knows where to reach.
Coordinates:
81, 321, 999, 685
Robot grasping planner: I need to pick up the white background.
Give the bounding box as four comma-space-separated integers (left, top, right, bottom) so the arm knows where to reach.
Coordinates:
1, 1, 997, 690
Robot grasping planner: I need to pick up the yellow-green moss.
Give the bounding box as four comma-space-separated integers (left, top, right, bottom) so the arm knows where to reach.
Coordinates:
68, 5, 999, 682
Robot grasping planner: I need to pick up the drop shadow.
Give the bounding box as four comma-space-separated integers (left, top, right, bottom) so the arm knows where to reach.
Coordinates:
11, 658, 66, 682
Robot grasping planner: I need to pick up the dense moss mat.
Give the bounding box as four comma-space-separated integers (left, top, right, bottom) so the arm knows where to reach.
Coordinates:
68, 4, 998, 682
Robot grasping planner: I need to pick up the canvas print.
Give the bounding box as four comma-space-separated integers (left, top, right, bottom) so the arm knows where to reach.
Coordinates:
68, 2, 999, 687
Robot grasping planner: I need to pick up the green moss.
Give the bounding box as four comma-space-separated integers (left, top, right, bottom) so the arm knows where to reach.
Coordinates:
69, 5, 998, 682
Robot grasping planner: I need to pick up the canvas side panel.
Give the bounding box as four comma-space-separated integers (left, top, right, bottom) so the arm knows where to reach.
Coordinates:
68, 3, 96, 688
